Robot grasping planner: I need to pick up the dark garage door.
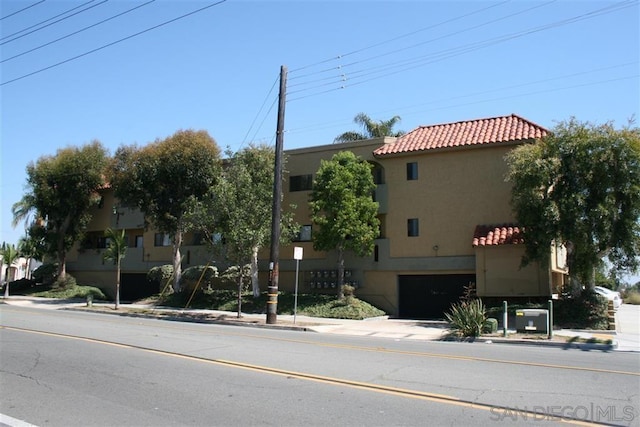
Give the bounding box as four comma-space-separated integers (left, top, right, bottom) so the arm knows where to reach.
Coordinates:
398, 274, 474, 319
120, 273, 158, 301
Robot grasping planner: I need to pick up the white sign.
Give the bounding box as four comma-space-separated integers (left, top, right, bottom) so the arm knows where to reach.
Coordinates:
293, 246, 303, 260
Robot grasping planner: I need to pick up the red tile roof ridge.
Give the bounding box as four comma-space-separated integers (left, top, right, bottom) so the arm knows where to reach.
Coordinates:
373, 113, 548, 157
472, 223, 525, 247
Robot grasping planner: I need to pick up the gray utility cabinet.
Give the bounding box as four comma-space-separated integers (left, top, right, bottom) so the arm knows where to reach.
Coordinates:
515, 309, 549, 333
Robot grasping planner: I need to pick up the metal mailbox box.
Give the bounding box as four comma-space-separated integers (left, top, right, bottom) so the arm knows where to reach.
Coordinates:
515, 309, 549, 333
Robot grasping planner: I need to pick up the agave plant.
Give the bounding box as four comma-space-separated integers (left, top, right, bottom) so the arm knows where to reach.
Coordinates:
445, 298, 487, 337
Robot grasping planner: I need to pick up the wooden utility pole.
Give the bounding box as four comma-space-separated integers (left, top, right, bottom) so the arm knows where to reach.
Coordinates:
266, 65, 287, 324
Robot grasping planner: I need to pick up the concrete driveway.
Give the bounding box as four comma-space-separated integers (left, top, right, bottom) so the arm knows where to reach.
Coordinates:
615, 303, 640, 351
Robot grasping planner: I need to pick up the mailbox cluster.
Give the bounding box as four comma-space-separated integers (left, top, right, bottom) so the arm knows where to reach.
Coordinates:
307, 270, 359, 290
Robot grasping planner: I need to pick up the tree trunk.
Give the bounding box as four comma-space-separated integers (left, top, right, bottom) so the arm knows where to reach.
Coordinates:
172, 231, 183, 292
337, 246, 345, 299
251, 245, 260, 298
115, 259, 121, 310
237, 274, 243, 318
3, 266, 9, 298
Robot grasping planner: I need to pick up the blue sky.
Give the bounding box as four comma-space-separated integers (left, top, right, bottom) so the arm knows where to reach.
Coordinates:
1, 0, 639, 281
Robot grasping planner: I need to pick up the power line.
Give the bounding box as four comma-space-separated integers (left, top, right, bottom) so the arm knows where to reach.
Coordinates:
287, 0, 636, 102
1, 0, 157, 64
0, 0, 46, 21
1, 0, 107, 45
284, 65, 638, 137
289, 0, 511, 75
240, 74, 280, 147
0, 0, 228, 86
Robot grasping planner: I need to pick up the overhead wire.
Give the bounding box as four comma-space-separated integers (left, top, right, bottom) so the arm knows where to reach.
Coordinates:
288, 0, 511, 75
240, 74, 281, 148
284, 62, 638, 137
1, 0, 107, 45
0, 0, 46, 21
0, 0, 228, 86
287, 0, 636, 102
1, 0, 157, 64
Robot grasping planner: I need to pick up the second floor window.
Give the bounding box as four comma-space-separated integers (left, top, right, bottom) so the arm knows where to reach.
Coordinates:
406, 162, 418, 180
154, 233, 171, 247
290, 174, 313, 192
294, 225, 312, 242
407, 218, 419, 237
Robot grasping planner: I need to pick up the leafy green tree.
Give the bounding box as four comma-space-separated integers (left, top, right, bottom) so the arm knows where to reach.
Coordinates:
334, 112, 405, 143
1, 243, 20, 297
103, 228, 128, 309
17, 235, 44, 280
310, 151, 380, 298
109, 129, 222, 291
190, 144, 297, 300
506, 118, 640, 288
12, 141, 109, 279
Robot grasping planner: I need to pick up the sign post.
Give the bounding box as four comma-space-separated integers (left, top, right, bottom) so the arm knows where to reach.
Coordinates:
293, 247, 303, 324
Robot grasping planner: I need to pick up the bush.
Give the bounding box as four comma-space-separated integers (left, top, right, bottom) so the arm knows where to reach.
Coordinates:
147, 265, 174, 293
624, 291, 640, 305
52, 274, 76, 290
179, 265, 218, 294
32, 263, 58, 285
554, 290, 608, 329
445, 299, 487, 337
483, 317, 498, 334
7, 278, 37, 292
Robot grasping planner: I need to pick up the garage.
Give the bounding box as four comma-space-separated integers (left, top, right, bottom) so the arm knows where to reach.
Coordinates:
398, 274, 474, 319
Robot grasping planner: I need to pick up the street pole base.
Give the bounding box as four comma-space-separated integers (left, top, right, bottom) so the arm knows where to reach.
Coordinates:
266, 313, 277, 324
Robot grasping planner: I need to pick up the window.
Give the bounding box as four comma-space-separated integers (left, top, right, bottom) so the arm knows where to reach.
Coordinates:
294, 225, 312, 242
96, 236, 107, 249
154, 233, 171, 247
407, 218, 419, 237
406, 162, 418, 180
135, 235, 144, 248
290, 174, 313, 192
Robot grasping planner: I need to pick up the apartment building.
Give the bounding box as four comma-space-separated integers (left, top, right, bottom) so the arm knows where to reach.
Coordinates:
67, 114, 567, 318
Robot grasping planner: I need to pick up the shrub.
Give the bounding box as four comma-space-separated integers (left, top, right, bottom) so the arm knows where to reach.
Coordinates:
147, 265, 174, 293
445, 299, 487, 337
624, 291, 640, 305
32, 263, 58, 285
179, 265, 218, 294
52, 274, 76, 290
554, 290, 608, 329
483, 317, 498, 334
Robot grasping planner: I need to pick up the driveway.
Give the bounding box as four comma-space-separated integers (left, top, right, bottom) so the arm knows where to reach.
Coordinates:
616, 303, 640, 351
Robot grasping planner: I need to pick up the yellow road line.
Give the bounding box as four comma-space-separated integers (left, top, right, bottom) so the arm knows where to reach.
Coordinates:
0, 325, 602, 426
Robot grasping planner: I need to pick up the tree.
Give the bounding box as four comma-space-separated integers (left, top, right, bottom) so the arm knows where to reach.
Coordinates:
1, 243, 20, 297
17, 235, 44, 280
334, 112, 405, 143
103, 228, 127, 309
309, 151, 380, 298
189, 144, 297, 300
506, 118, 640, 287
109, 129, 222, 292
12, 141, 109, 280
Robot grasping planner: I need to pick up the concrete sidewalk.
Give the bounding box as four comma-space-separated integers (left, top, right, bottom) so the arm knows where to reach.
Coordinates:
2, 296, 638, 351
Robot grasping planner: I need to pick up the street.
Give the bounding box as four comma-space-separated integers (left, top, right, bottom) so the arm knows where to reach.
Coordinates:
1, 304, 639, 426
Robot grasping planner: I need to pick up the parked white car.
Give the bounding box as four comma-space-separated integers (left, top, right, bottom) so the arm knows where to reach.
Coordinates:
593, 286, 622, 310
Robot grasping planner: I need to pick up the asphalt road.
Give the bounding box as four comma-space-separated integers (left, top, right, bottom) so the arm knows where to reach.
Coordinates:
1, 305, 639, 426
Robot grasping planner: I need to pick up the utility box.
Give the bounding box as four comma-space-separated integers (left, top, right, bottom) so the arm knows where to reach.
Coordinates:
515, 309, 549, 333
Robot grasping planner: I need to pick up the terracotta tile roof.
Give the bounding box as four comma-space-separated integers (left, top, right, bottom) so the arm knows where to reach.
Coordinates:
374, 114, 548, 156
472, 224, 524, 247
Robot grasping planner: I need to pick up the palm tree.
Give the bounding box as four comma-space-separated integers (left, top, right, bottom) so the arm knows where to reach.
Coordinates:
1, 242, 20, 298
18, 236, 43, 280
334, 112, 405, 143
103, 228, 127, 309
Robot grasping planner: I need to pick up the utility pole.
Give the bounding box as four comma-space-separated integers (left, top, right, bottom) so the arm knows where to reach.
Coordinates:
266, 65, 287, 324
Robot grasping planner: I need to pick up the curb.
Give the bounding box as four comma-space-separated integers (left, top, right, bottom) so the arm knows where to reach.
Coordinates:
448, 336, 618, 351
